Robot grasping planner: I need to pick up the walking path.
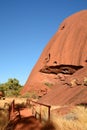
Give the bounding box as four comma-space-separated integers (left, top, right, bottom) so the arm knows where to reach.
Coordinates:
7, 107, 42, 130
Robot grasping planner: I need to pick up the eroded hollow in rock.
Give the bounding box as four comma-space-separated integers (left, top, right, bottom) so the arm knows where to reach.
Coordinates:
40, 65, 83, 75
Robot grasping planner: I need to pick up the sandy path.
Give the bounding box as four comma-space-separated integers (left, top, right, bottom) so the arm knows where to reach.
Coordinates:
20, 108, 33, 117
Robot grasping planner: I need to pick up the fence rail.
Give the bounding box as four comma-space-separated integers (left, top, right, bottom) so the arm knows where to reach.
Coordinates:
8, 99, 51, 122
26, 99, 51, 121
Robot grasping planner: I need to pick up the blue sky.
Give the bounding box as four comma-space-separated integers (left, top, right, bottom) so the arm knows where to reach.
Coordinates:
0, 0, 87, 85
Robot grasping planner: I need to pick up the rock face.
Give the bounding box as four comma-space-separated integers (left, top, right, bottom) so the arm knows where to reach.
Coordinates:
21, 10, 87, 105
38, 66, 87, 105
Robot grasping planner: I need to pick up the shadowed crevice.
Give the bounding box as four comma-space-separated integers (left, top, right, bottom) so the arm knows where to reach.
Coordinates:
40, 64, 83, 75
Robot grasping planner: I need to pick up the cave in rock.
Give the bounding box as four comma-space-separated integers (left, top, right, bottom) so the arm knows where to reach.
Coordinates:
40, 64, 83, 75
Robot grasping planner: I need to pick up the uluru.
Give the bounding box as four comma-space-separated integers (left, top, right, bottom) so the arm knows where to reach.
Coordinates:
21, 10, 87, 105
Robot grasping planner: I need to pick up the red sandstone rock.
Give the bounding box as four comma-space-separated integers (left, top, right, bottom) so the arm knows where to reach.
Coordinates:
21, 10, 87, 105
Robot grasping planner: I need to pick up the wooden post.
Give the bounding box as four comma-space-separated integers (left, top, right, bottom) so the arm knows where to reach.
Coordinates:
48, 106, 51, 121
27, 99, 51, 122
12, 100, 15, 112
39, 105, 41, 122
17, 106, 21, 119
8, 105, 11, 120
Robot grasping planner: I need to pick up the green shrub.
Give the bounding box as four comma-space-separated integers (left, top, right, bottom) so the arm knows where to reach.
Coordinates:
83, 77, 87, 86
21, 92, 38, 99
44, 82, 53, 87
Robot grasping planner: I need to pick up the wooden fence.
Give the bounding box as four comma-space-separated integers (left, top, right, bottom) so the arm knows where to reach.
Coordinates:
26, 99, 51, 122
8, 99, 51, 122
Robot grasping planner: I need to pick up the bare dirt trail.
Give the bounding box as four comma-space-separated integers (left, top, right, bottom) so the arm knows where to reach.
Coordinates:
20, 107, 32, 118
6, 107, 42, 130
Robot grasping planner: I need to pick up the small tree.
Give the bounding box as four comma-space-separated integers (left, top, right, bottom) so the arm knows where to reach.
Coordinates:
0, 78, 22, 97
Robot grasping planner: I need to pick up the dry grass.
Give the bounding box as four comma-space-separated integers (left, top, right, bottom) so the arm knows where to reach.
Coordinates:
51, 106, 87, 130
1, 98, 87, 130
34, 105, 49, 121
35, 105, 87, 130
0, 97, 27, 108
0, 97, 27, 130
0, 109, 9, 130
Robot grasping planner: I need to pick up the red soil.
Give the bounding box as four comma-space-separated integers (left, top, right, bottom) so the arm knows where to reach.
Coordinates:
6, 107, 42, 130
14, 116, 42, 130
20, 108, 32, 117
7, 107, 56, 130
